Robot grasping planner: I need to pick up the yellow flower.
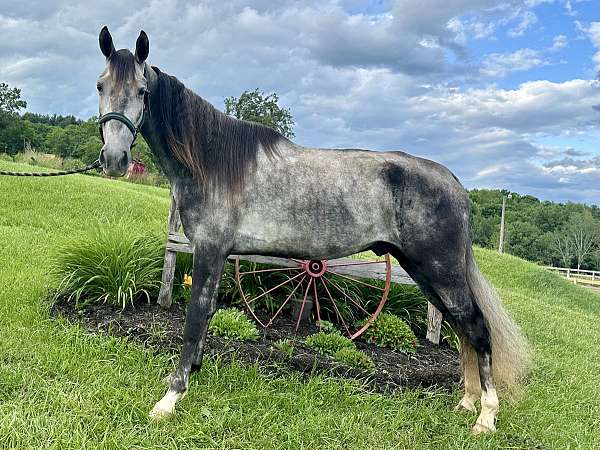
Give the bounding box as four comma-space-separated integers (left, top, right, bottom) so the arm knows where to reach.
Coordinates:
183, 274, 193, 286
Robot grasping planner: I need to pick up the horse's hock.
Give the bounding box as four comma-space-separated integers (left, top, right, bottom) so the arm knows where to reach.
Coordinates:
158, 194, 444, 344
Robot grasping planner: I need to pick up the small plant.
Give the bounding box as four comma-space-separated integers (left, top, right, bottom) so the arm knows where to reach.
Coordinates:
208, 308, 259, 341
305, 331, 355, 356
333, 347, 376, 373
316, 320, 339, 334
441, 322, 460, 351
274, 338, 294, 359
361, 313, 418, 353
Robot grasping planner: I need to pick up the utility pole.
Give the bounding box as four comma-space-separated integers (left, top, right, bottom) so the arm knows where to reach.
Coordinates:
498, 193, 511, 253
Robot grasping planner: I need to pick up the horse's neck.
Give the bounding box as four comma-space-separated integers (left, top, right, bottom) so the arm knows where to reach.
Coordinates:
140, 122, 177, 181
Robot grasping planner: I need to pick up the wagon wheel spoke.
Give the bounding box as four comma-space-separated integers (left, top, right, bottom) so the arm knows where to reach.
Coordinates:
266, 274, 307, 327
313, 277, 322, 325
322, 277, 370, 316
320, 277, 351, 336
247, 271, 306, 305
324, 270, 384, 291
295, 277, 313, 331
239, 266, 300, 276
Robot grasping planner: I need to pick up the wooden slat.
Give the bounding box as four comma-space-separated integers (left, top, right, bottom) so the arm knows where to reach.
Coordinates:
168, 233, 190, 245
158, 195, 182, 308
166, 232, 415, 285
166, 242, 194, 254
426, 302, 443, 344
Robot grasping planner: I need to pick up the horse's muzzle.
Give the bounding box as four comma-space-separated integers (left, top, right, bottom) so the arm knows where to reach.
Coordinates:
99, 147, 129, 177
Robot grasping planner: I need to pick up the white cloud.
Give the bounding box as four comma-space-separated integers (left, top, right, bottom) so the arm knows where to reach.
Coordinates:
0, 0, 599, 202
448, 17, 496, 42
480, 48, 547, 77
551, 34, 568, 51
508, 10, 538, 37
575, 20, 600, 72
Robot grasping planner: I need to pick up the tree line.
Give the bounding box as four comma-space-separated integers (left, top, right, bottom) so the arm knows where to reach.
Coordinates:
2, 82, 599, 271
470, 189, 600, 270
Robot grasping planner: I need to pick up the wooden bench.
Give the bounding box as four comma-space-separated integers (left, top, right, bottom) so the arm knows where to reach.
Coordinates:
158, 195, 443, 343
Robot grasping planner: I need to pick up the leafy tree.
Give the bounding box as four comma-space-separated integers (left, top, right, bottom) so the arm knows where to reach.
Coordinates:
79, 136, 103, 164
224, 89, 295, 138
0, 82, 27, 115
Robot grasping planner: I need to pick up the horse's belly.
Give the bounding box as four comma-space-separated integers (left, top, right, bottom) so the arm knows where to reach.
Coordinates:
233, 204, 391, 259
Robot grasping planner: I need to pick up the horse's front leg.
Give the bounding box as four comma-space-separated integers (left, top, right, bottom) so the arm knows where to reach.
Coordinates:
150, 243, 226, 419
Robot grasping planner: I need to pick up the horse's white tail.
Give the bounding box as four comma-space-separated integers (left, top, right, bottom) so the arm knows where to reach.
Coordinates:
465, 248, 532, 397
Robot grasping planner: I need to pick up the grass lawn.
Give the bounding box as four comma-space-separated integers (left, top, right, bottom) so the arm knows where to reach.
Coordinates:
1, 160, 599, 449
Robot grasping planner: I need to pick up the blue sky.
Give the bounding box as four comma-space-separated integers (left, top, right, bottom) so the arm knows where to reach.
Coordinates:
0, 0, 599, 203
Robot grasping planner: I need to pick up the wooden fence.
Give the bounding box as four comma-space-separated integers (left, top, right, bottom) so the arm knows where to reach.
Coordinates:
545, 266, 600, 287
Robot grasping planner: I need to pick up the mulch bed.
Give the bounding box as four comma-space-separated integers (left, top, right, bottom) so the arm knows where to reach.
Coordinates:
51, 297, 460, 394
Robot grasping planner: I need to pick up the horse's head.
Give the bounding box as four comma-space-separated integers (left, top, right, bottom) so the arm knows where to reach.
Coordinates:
97, 26, 149, 177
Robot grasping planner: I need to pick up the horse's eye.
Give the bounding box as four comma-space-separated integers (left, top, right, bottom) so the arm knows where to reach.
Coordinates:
97, 83, 103, 93
138, 87, 146, 96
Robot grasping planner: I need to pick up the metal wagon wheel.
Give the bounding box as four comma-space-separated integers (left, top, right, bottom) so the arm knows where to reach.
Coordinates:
234, 255, 392, 340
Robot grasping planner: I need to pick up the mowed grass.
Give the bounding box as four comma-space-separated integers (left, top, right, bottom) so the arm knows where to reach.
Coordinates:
1, 160, 599, 449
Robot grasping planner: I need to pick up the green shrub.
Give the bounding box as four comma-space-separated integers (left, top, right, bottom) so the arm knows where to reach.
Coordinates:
361, 313, 418, 353
383, 284, 428, 334
305, 332, 355, 356
208, 308, 259, 341
333, 347, 376, 372
53, 225, 163, 308
274, 338, 294, 358
316, 320, 339, 334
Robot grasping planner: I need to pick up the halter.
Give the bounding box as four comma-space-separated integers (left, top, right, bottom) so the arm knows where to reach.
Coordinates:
98, 91, 149, 148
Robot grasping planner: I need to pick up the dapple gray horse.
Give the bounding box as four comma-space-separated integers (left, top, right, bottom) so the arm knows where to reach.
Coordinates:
96, 27, 530, 433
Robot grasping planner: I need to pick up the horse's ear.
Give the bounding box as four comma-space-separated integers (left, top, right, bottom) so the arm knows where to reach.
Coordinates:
99, 26, 115, 58
135, 30, 149, 63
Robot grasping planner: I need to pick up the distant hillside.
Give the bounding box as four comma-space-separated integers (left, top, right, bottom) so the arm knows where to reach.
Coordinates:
469, 189, 600, 270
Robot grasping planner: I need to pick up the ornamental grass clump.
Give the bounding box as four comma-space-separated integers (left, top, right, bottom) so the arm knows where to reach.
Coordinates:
208, 308, 259, 341
53, 225, 163, 309
361, 313, 418, 353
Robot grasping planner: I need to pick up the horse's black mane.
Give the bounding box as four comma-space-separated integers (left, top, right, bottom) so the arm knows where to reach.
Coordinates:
149, 66, 282, 194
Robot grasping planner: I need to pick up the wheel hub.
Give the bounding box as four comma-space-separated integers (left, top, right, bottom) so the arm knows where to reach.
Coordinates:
303, 259, 327, 277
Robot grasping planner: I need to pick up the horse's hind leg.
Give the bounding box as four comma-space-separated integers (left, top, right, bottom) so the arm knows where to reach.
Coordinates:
429, 281, 499, 433
394, 251, 498, 432
455, 334, 481, 413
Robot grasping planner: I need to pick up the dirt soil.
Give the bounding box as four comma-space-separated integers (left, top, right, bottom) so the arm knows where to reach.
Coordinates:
51, 297, 460, 394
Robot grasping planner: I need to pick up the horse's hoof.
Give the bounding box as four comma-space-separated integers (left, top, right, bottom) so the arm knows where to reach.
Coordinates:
455, 399, 477, 413
471, 423, 495, 434
149, 405, 173, 420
